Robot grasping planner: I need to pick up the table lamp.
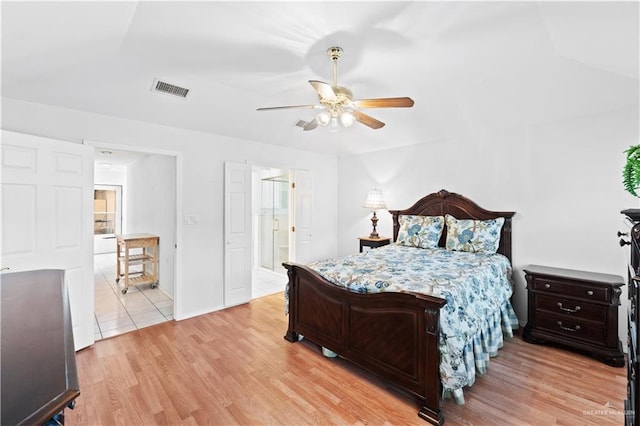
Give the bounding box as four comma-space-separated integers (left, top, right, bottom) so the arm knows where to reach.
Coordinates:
363, 189, 386, 238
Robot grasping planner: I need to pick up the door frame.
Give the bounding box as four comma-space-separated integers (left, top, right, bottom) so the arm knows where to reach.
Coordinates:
83, 140, 185, 319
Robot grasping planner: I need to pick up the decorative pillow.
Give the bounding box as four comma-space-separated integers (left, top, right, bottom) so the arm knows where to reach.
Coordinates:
445, 214, 505, 254
396, 215, 444, 249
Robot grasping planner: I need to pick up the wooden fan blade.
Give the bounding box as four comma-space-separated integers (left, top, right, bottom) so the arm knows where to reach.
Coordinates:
257, 105, 318, 111
309, 80, 337, 101
353, 110, 385, 129
354, 97, 414, 108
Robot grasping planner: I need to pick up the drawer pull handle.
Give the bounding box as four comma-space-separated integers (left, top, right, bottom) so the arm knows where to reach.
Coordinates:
557, 302, 581, 313
544, 283, 551, 289
557, 321, 580, 332
586, 290, 594, 296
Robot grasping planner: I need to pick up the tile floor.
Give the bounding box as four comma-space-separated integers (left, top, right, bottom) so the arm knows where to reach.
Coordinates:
252, 267, 288, 299
94, 253, 286, 341
94, 252, 174, 341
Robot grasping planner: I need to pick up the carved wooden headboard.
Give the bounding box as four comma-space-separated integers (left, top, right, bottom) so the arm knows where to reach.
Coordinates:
388, 189, 515, 261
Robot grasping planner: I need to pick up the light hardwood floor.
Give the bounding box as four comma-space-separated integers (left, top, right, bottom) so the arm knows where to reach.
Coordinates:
68, 292, 627, 425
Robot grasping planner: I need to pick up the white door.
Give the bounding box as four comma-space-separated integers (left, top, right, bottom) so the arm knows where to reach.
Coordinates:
224, 161, 252, 307
1, 130, 94, 350
290, 170, 313, 263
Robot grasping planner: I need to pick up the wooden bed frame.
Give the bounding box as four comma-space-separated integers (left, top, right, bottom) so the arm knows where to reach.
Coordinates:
283, 189, 515, 425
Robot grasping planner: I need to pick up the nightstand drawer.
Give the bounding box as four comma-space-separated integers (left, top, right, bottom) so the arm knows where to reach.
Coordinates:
535, 294, 606, 322
536, 313, 605, 346
532, 277, 609, 303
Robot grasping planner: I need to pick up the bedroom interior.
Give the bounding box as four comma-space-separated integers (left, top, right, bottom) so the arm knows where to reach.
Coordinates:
0, 1, 638, 425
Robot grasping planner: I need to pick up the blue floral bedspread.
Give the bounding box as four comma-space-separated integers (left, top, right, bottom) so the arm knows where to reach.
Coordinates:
306, 244, 519, 397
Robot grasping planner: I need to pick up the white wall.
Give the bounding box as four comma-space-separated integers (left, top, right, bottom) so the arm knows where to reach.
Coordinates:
95, 167, 126, 187
2, 97, 339, 320
338, 107, 639, 340
127, 154, 177, 298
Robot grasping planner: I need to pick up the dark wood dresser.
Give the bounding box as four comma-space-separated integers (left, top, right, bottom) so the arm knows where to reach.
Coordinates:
522, 264, 624, 367
622, 215, 640, 426
1, 269, 80, 425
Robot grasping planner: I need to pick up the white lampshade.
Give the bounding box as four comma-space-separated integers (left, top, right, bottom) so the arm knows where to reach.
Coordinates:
328, 116, 340, 132
363, 189, 386, 210
317, 110, 331, 126
340, 111, 355, 128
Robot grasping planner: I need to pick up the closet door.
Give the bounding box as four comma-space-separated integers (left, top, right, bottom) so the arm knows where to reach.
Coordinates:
290, 169, 313, 264
223, 161, 252, 307
1, 130, 94, 350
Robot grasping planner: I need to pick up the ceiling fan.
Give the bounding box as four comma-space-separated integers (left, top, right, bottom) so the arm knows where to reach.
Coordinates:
257, 46, 414, 131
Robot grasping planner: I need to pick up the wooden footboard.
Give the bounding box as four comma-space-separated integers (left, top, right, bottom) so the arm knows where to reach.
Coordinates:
284, 262, 447, 425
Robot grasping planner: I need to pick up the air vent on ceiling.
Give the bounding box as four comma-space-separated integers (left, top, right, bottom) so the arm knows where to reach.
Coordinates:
152, 79, 190, 98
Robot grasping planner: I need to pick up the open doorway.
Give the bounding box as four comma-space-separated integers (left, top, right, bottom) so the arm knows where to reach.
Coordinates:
224, 164, 312, 304
252, 166, 291, 299
260, 173, 289, 272
93, 185, 122, 254
92, 148, 177, 340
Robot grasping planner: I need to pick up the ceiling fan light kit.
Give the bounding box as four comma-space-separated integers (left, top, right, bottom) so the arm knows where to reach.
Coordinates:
257, 46, 414, 132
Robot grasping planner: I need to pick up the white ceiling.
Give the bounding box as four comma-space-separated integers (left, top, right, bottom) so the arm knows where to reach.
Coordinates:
2, 1, 638, 157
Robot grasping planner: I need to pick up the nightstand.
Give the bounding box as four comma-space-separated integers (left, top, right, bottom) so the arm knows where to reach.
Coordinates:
358, 236, 391, 253
522, 264, 624, 367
